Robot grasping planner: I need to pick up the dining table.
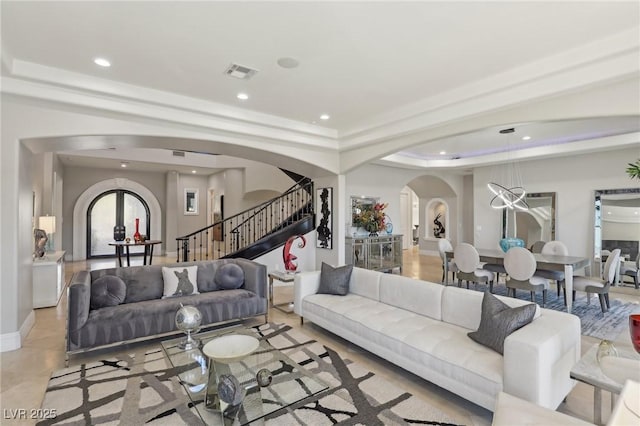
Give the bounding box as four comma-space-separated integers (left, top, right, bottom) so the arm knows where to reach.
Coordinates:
444, 248, 591, 314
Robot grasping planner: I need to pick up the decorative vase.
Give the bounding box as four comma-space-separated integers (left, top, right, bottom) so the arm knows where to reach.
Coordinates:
369, 231, 379, 237
499, 237, 525, 252
630, 314, 640, 354
596, 339, 619, 364
133, 218, 141, 243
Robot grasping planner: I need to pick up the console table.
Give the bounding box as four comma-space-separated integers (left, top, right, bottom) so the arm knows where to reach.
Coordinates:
109, 240, 162, 267
346, 234, 403, 272
33, 250, 66, 308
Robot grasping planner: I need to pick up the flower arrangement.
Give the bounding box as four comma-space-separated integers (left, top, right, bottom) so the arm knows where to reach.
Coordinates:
353, 202, 388, 235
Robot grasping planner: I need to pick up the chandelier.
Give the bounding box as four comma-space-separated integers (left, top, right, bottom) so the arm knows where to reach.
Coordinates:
487, 127, 529, 211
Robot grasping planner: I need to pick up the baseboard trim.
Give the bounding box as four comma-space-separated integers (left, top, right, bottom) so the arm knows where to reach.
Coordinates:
0, 310, 35, 352
164, 251, 177, 259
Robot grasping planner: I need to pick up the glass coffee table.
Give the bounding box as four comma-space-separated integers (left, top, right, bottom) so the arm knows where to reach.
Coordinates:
161, 325, 328, 425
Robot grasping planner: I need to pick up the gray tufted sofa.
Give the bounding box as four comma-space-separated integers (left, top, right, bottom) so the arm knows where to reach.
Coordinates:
66, 258, 267, 354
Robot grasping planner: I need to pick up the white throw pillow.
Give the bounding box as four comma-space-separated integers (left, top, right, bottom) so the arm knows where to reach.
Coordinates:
162, 265, 199, 298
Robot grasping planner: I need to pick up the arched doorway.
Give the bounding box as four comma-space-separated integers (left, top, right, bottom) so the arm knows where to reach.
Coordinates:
87, 190, 151, 258
73, 178, 162, 261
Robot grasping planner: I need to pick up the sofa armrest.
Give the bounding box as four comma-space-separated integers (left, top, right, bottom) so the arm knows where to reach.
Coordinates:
235, 258, 267, 299
503, 309, 581, 409
67, 271, 91, 336
492, 391, 592, 426
294, 271, 321, 316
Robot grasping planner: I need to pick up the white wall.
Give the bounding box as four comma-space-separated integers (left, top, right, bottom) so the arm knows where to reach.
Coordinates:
473, 146, 640, 258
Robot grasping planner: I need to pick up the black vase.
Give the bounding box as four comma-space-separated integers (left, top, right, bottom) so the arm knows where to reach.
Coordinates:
113, 225, 126, 241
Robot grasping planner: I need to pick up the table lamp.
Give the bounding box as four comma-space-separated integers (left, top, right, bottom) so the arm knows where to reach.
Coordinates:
39, 215, 56, 252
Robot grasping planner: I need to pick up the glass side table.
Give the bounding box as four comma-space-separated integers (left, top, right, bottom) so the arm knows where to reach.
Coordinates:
570, 341, 640, 425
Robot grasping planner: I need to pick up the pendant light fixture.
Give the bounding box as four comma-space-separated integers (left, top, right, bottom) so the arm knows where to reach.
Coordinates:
487, 127, 529, 211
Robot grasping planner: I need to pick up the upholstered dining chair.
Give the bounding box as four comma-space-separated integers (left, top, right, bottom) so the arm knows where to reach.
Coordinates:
530, 240, 546, 253
535, 240, 569, 301
504, 247, 551, 307
572, 248, 621, 313
453, 243, 495, 290
620, 253, 639, 289
482, 242, 507, 283
437, 238, 458, 283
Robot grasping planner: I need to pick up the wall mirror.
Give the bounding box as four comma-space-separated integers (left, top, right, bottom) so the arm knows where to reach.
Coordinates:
503, 192, 556, 248
350, 196, 378, 225
594, 188, 640, 261
184, 188, 199, 215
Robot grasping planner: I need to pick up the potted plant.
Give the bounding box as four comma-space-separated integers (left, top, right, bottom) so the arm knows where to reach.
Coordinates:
626, 159, 640, 180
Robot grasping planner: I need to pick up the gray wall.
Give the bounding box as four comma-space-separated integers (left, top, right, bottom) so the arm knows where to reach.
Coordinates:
62, 166, 167, 256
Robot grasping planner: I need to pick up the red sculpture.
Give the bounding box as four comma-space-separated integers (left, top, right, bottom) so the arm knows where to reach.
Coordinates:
283, 235, 306, 272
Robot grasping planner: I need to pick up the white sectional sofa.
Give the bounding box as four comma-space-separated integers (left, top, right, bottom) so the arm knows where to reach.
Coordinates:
294, 267, 581, 412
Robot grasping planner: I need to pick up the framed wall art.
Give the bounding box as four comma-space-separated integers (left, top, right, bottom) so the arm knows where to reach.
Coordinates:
315, 187, 333, 249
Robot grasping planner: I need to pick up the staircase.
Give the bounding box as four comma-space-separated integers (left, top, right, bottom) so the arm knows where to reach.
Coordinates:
176, 179, 314, 262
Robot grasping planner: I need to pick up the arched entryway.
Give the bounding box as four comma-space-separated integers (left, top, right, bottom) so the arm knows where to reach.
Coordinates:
87, 189, 151, 258
73, 179, 162, 260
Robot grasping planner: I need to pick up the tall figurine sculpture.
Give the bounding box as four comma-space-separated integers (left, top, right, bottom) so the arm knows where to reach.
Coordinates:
283, 235, 306, 272
433, 213, 446, 239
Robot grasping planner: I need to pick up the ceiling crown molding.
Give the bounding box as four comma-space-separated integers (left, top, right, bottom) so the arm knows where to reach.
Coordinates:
339, 27, 640, 150
1, 73, 338, 150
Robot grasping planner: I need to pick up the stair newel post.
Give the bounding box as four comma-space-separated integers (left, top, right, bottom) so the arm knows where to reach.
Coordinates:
205, 229, 209, 260
182, 239, 189, 262
176, 240, 180, 262
191, 235, 196, 261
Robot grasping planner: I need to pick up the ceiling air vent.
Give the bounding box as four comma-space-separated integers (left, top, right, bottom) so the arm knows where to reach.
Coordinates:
224, 63, 259, 80
172, 150, 185, 157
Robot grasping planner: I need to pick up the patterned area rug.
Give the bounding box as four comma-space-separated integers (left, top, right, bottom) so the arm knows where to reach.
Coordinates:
463, 281, 640, 340
38, 323, 461, 425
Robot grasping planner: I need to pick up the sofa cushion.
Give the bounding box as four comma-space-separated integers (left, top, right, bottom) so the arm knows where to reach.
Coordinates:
215, 263, 245, 289
468, 291, 536, 355
349, 267, 382, 300
90, 275, 126, 310
379, 275, 443, 320
91, 266, 164, 304
162, 266, 199, 297
317, 262, 353, 296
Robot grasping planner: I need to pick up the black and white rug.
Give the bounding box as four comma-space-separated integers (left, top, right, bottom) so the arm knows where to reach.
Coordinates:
462, 281, 640, 340
38, 323, 461, 425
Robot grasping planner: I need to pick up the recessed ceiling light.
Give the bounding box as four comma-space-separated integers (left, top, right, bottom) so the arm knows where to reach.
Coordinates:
439, 151, 447, 155
522, 136, 531, 141
237, 93, 249, 100
191, 170, 197, 174
607, 211, 612, 215
320, 114, 330, 120
277, 57, 300, 69
120, 162, 128, 168
94, 57, 111, 67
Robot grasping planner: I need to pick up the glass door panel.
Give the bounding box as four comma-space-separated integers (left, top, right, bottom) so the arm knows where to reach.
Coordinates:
90, 193, 117, 256
123, 194, 146, 254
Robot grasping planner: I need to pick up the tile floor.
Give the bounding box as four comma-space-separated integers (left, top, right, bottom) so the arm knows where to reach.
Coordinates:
1, 247, 639, 425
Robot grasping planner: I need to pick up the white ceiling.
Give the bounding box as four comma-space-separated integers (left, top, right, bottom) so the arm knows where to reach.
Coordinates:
2, 1, 639, 172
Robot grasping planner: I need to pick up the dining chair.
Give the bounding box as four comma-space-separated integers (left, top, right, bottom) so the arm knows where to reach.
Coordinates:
530, 240, 546, 253
482, 242, 507, 283
437, 238, 458, 283
535, 240, 568, 301
572, 248, 621, 313
453, 243, 495, 291
504, 247, 551, 306
619, 252, 639, 289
